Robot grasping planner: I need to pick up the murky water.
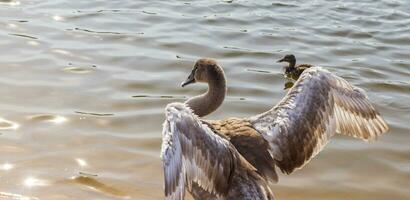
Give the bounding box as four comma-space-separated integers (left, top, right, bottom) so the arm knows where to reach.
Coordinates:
0, 0, 409, 199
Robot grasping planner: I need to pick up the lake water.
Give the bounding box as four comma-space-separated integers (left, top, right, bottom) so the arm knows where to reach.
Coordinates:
0, 0, 409, 199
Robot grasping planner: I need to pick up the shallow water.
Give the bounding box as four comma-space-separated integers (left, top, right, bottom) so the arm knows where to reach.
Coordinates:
0, 0, 409, 199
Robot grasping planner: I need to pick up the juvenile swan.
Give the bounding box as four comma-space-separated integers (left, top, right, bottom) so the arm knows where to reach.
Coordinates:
161, 58, 389, 200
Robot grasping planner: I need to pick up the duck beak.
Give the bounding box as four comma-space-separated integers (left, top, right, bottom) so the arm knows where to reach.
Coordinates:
181, 71, 196, 87
277, 58, 285, 63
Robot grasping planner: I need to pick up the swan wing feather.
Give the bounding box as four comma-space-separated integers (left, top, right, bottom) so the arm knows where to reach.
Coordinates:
251, 67, 389, 174
161, 102, 235, 200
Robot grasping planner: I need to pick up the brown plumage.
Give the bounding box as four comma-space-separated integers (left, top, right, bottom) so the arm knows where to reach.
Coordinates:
161, 58, 389, 200
205, 118, 278, 182
162, 59, 275, 200
162, 103, 275, 200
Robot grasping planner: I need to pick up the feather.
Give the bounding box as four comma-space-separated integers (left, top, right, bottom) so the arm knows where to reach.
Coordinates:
251, 67, 389, 174
161, 103, 235, 200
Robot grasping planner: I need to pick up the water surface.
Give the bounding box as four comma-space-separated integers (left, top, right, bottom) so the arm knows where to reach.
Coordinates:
0, 0, 409, 199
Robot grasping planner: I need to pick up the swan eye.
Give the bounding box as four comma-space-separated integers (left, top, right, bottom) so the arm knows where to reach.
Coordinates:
191, 67, 198, 77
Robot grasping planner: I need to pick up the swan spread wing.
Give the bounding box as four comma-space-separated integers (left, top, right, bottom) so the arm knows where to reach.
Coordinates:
251, 67, 389, 174
161, 102, 235, 200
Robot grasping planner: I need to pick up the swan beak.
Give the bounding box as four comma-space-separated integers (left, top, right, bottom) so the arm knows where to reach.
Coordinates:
181, 76, 195, 87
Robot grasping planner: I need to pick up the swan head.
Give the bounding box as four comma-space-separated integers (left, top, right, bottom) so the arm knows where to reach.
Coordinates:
181, 58, 222, 87
180, 58, 226, 117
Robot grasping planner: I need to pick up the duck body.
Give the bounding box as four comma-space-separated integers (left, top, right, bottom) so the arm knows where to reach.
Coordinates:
285, 64, 313, 80
161, 58, 389, 200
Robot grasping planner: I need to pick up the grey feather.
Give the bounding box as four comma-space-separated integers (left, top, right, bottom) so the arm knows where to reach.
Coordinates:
251, 67, 389, 174
161, 102, 235, 200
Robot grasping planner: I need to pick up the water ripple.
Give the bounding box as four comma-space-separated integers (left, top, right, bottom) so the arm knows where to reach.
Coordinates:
0, 0, 409, 199
0, 118, 19, 130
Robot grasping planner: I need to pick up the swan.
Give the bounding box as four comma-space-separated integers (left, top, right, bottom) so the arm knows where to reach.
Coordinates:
161, 58, 389, 200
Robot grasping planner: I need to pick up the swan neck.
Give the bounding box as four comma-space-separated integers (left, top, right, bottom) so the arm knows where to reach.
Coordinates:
186, 71, 226, 117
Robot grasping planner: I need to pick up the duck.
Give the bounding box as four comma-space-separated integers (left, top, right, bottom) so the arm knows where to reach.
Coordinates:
277, 54, 313, 81
161, 58, 389, 200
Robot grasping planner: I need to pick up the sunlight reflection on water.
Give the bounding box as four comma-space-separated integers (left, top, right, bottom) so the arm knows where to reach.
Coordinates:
27, 114, 67, 124
23, 177, 49, 187
0, 118, 19, 130
1, 163, 14, 171
75, 158, 88, 167
0, 192, 38, 200
0, 0, 408, 199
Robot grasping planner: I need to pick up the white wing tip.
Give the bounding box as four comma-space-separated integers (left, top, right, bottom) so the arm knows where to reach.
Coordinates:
166, 102, 187, 109
166, 102, 189, 112
303, 66, 327, 73
165, 102, 194, 120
